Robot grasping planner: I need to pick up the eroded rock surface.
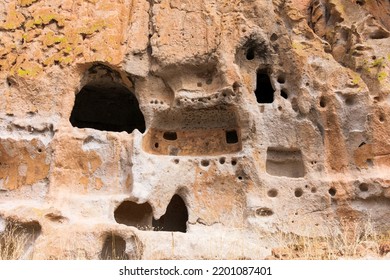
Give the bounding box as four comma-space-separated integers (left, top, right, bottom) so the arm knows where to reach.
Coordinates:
0, 0, 389, 259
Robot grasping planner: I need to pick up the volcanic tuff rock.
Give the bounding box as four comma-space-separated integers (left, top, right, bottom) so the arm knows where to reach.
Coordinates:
0, 0, 389, 259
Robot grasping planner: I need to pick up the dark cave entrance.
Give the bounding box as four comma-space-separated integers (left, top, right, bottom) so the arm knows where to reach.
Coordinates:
100, 234, 128, 260
114, 201, 153, 229
152, 194, 188, 233
70, 82, 145, 133
255, 70, 274, 103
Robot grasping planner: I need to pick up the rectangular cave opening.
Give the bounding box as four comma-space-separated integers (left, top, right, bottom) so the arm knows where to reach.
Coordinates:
255, 70, 274, 104
163, 131, 178, 141
226, 130, 239, 144
266, 147, 305, 178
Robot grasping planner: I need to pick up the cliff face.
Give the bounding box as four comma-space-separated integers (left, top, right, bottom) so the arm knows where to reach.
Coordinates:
0, 0, 389, 259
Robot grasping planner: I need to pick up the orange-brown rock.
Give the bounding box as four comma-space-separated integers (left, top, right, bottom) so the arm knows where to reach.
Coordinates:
0, 0, 389, 259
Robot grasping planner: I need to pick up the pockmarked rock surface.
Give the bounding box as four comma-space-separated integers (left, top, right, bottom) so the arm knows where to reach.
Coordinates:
0, 0, 389, 259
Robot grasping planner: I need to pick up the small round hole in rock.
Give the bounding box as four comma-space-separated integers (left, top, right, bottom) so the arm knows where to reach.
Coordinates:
294, 188, 303, 197
174, 159, 179, 164
345, 96, 355, 106
359, 183, 369, 192
238, 176, 243, 180
219, 157, 226, 164
270, 33, 278, 42
231, 159, 237, 166
267, 189, 278, 197
232, 82, 240, 92
256, 207, 273, 216
277, 76, 285, 84
201, 159, 210, 167
6, 77, 13, 87
320, 97, 326, 108
319, 97, 326, 108
328, 187, 336, 196
379, 114, 385, 123
311, 187, 317, 193
154, 143, 159, 148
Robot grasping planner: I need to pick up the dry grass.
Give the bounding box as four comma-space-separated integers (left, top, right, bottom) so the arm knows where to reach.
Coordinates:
0, 223, 31, 260
2, 217, 390, 260
268, 218, 390, 260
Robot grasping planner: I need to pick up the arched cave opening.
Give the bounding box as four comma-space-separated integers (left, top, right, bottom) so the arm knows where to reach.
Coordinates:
152, 194, 188, 233
114, 201, 153, 229
255, 70, 274, 103
100, 234, 128, 260
70, 82, 145, 133
0, 220, 42, 259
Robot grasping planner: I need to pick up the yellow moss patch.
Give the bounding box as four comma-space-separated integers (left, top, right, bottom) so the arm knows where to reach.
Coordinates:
378, 71, 388, 83
43, 51, 73, 67
0, 3, 25, 30
371, 57, 385, 68
43, 31, 66, 47
0, 139, 49, 190
25, 10, 66, 29
21, 29, 42, 43
291, 41, 308, 54
78, 19, 107, 36
15, 61, 42, 77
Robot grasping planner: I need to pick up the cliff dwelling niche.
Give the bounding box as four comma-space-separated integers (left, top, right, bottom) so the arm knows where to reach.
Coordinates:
152, 195, 188, 233
100, 234, 128, 260
114, 201, 153, 229
266, 147, 305, 178
0, 220, 42, 259
70, 80, 145, 133
255, 70, 274, 103
143, 108, 242, 156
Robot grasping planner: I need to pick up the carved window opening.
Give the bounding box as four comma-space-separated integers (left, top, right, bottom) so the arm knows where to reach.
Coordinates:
226, 130, 239, 144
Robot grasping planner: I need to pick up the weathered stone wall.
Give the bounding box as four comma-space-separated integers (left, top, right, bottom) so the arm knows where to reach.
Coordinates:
0, 0, 389, 259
